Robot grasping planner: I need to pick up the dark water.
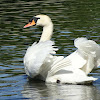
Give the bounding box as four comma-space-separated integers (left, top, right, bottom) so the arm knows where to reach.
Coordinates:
0, 0, 100, 99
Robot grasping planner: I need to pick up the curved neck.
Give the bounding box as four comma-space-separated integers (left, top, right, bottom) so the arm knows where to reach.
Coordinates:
39, 22, 53, 42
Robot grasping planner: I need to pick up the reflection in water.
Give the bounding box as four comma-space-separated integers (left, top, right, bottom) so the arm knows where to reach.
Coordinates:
22, 80, 100, 100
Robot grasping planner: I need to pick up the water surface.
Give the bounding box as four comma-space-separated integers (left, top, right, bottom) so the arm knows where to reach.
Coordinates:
0, 0, 100, 99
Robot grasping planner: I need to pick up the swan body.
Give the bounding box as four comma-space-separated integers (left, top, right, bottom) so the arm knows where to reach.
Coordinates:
24, 15, 100, 84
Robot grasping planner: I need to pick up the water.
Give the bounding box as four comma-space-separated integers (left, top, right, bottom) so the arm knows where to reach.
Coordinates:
0, 0, 100, 99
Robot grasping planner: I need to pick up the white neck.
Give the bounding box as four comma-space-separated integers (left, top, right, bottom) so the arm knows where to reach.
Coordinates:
39, 22, 53, 42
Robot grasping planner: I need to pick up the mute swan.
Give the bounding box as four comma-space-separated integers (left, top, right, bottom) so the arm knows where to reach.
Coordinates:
24, 15, 100, 84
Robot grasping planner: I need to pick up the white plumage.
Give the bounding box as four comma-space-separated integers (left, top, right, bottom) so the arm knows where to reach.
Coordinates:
24, 41, 56, 78
24, 15, 100, 84
46, 37, 100, 84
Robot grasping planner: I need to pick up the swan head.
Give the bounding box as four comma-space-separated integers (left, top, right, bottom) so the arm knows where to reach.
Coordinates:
24, 15, 52, 28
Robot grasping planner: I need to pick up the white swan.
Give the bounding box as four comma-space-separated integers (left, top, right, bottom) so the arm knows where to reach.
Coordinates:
23, 15, 100, 84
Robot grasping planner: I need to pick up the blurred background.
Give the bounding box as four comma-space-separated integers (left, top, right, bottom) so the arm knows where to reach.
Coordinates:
0, 0, 100, 99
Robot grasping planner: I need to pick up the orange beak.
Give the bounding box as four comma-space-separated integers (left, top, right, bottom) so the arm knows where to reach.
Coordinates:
23, 20, 36, 28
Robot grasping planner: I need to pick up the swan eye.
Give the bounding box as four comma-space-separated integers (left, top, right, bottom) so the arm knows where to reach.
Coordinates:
29, 18, 33, 22
29, 17, 40, 23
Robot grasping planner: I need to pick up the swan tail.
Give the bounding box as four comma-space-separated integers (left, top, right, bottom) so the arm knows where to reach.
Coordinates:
74, 37, 100, 74
24, 40, 57, 78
